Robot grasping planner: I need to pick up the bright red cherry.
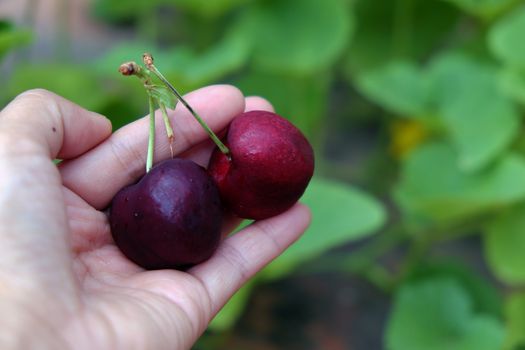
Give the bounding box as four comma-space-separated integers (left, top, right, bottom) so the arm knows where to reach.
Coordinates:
208, 110, 314, 220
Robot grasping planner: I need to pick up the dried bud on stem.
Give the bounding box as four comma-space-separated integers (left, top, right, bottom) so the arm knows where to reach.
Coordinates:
141, 52, 230, 157
119, 62, 141, 76
142, 53, 154, 68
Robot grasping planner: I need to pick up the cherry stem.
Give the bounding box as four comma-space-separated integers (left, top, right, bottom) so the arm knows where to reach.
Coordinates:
159, 101, 174, 158
142, 53, 231, 158
146, 94, 156, 172
120, 61, 174, 170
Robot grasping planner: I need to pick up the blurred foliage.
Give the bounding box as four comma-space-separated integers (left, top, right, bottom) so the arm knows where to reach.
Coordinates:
484, 203, 525, 284
407, 261, 503, 318
210, 176, 386, 330
395, 142, 525, 225
4, 0, 525, 348
386, 278, 505, 350
0, 20, 31, 60
504, 292, 525, 349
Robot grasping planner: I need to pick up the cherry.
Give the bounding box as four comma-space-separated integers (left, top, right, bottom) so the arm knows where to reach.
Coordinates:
208, 110, 314, 220
109, 158, 223, 269
110, 55, 314, 269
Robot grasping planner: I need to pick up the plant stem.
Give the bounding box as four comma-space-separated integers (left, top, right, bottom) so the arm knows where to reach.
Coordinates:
146, 95, 156, 172
393, 216, 484, 287
142, 53, 231, 158
361, 263, 396, 293
159, 101, 174, 158
395, 232, 429, 283
298, 223, 407, 293
120, 61, 175, 170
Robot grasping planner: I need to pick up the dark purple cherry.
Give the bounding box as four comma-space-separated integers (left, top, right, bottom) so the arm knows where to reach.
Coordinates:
109, 158, 222, 269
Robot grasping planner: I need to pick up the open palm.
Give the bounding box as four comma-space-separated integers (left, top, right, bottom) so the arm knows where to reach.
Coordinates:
0, 86, 310, 350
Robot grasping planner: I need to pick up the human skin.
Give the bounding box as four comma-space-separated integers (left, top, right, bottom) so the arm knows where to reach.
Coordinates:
0, 86, 311, 350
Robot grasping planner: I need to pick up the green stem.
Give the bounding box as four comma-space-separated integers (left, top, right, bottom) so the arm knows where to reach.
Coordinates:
395, 232, 430, 283
145, 63, 231, 158
146, 95, 156, 172
393, 216, 484, 287
325, 223, 406, 271
362, 264, 396, 293
159, 101, 174, 158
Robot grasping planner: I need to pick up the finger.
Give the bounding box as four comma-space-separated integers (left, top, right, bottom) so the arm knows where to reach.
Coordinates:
63, 187, 112, 254
189, 203, 311, 315
0, 89, 111, 159
244, 95, 275, 112
0, 89, 110, 300
59, 85, 245, 209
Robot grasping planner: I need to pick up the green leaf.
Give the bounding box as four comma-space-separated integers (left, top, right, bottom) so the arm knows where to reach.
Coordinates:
262, 177, 386, 278
94, 0, 254, 23
240, 0, 353, 74
95, 28, 250, 91
428, 53, 519, 171
164, 0, 255, 17
408, 261, 503, 318
503, 293, 525, 350
484, 203, 525, 285
93, 32, 250, 124
394, 142, 525, 224
446, 0, 516, 19
344, 0, 458, 74
499, 67, 525, 106
386, 278, 505, 350
7, 64, 109, 112
355, 61, 430, 117
489, 5, 525, 67
149, 86, 176, 110
236, 70, 330, 142
0, 20, 32, 60
210, 178, 386, 329
178, 25, 251, 85
92, 0, 153, 23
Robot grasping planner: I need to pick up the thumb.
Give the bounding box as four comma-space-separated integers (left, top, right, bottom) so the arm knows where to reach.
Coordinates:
1, 89, 111, 159
0, 89, 111, 304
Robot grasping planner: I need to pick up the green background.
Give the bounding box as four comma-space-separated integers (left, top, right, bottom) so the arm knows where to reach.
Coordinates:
2, 0, 525, 348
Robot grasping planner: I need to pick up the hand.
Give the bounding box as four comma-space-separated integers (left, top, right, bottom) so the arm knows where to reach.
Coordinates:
0, 86, 310, 350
